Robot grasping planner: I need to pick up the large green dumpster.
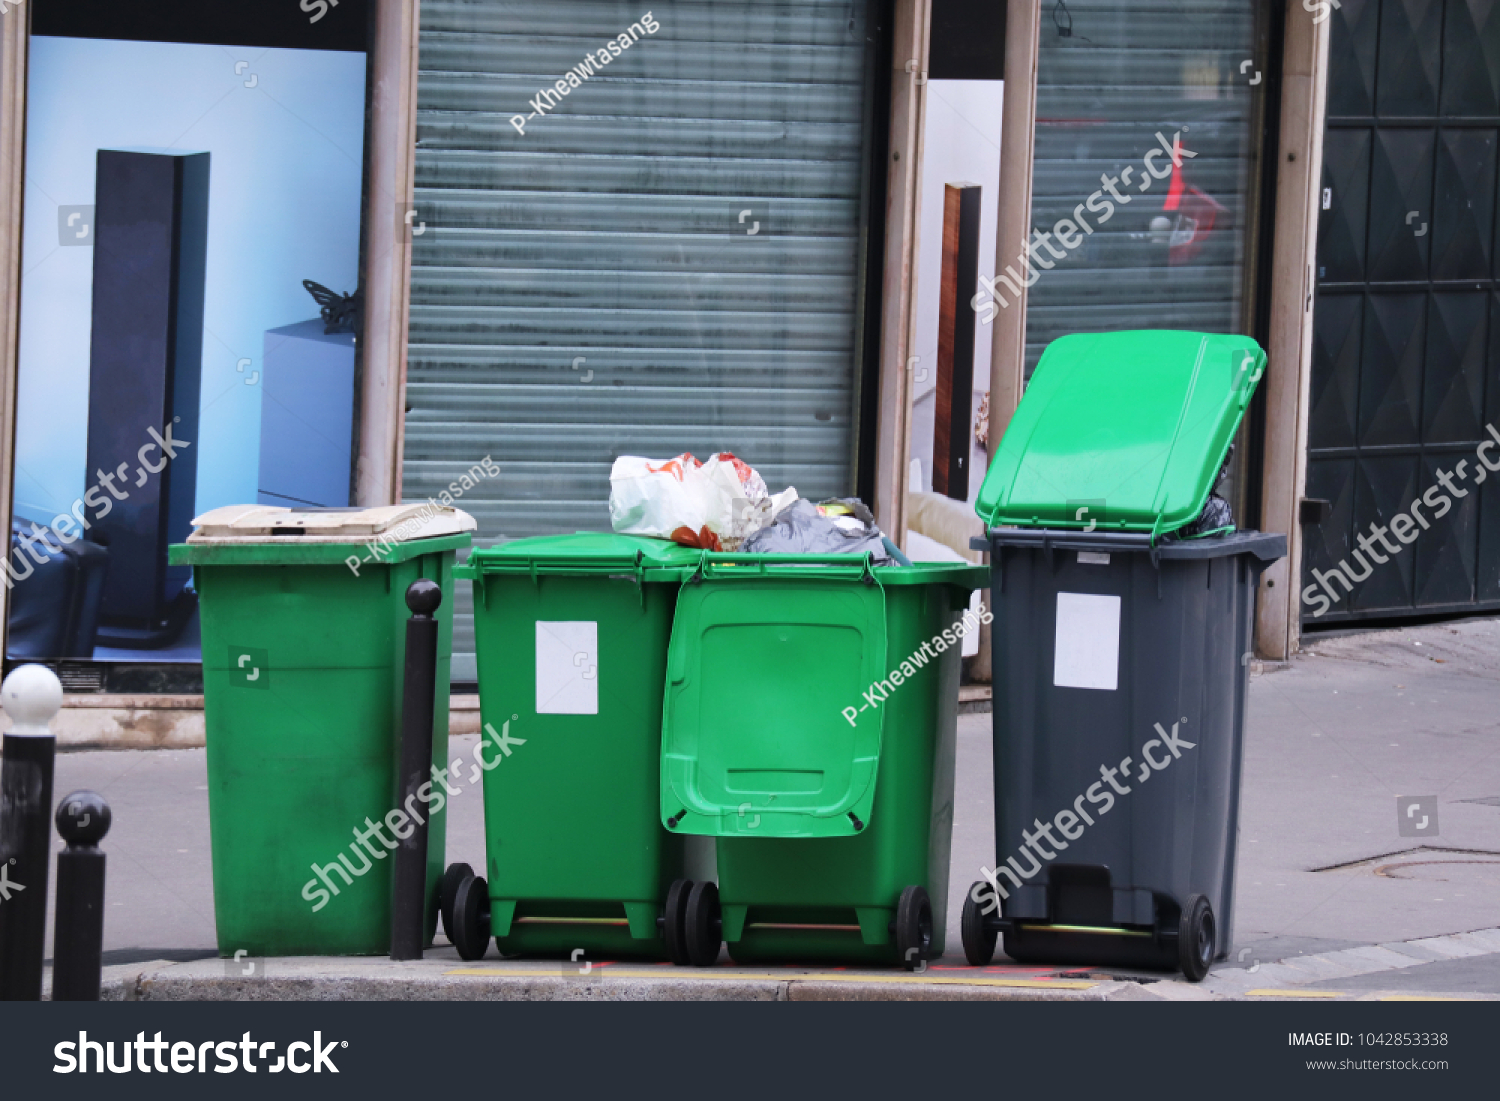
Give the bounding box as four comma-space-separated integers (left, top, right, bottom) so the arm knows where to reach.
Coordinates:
169, 503, 472, 957
456, 533, 704, 959
659, 554, 989, 967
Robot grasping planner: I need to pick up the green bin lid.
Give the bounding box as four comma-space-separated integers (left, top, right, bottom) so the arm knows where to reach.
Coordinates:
459, 532, 703, 580
974, 330, 1265, 539
659, 555, 889, 840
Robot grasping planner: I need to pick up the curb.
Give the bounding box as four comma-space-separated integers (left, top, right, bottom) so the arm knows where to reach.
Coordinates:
95, 957, 1117, 1002
80, 937, 1500, 1002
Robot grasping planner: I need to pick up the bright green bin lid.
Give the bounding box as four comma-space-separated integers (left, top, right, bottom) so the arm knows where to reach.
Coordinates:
975, 330, 1266, 539
659, 557, 986, 840
660, 554, 890, 840
458, 532, 704, 581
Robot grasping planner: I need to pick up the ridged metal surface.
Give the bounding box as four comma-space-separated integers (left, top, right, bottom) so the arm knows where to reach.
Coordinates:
407, 0, 877, 678
1022, 0, 1264, 373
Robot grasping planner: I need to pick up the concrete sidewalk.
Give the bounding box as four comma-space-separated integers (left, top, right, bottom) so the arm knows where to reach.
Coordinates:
29, 615, 1500, 999
83, 944, 1500, 1002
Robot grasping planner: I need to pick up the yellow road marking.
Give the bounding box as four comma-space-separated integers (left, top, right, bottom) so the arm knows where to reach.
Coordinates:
1246, 989, 1343, 998
444, 967, 1096, 990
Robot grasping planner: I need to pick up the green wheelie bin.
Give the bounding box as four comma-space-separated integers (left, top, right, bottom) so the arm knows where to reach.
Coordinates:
658, 553, 989, 968
169, 503, 473, 957
443, 533, 706, 962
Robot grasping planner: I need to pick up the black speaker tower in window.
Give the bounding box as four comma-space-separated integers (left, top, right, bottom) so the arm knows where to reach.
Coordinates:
85, 149, 208, 647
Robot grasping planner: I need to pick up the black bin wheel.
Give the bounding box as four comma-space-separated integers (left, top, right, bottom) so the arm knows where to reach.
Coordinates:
1178, 894, 1216, 982
961, 881, 998, 966
663, 878, 693, 965
450, 873, 492, 962
684, 881, 722, 967
440, 862, 474, 941
895, 884, 933, 970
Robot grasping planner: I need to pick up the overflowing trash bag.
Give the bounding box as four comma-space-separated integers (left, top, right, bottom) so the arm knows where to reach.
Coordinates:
743, 498, 895, 564
608, 453, 895, 558
1180, 494, 1235, 538
608, 453, 797, 551
1174, 444, 1237, 539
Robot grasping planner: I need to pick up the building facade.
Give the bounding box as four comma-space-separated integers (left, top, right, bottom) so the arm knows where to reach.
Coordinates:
3, 0, 1489, 735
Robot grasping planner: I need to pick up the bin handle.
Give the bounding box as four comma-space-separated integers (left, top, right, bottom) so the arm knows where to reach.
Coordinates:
472, 553, 651, 577
696, 552, 876, 584
468, 552, 655, 591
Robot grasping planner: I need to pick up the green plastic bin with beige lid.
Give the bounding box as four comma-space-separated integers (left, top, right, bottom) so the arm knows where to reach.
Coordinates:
169, 502, 474, 956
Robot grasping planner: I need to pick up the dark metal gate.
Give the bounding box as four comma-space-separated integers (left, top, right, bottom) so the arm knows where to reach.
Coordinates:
1306, 0, 1500, 625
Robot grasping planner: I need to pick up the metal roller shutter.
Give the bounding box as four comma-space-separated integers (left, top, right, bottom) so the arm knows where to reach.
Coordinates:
1023, 0, 1275, 374
406, 0, 885, 679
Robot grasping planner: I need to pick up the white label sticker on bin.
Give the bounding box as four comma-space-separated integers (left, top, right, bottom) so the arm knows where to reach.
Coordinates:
1077, 551, 1110, 565
1053, 592, 1120, 691
536, 621, 598, 714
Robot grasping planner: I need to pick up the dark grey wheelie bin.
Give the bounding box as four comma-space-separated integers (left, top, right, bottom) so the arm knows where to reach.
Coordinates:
959, 330, 1286, 981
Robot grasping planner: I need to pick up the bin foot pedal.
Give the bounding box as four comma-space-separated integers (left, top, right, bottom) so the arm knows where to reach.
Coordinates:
715, 903, 746, 943
854, 907, 892, 946
1015, 922, 1153, 938
623, 901, 659, 940
511, 916, 630, 926
491, 899, 517, 939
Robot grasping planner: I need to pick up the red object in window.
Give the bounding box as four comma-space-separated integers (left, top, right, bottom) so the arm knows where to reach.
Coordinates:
1164, 153, 1186, 212
1168, 186, 1227, 266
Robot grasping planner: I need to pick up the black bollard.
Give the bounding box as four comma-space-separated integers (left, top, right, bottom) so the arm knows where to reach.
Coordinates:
391, 578, 441, 960
52, 791, 111, 1001
0, 664, 62, 1001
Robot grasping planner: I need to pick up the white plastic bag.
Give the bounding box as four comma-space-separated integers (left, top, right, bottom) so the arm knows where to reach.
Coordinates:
609, 452, 796, 550
700, 453, 768, 550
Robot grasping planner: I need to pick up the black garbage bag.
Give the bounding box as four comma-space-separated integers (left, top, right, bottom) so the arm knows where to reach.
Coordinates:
1180, 493, 1235, 537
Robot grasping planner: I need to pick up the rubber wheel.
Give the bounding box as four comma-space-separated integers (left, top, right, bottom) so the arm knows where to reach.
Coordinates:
663, 879, 693, 965
1178, 894, 1216, 982
450, 874, 491, 962
440, 862, 474, 941
895, 884, 933, 970
960, 881, 998, 966
684, 881, 722, 967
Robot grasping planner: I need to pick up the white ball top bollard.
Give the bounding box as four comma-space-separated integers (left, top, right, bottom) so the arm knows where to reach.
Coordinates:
2, 663, 63, 737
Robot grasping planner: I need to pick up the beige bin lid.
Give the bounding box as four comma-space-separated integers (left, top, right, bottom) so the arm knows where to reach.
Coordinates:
186, 503, 477, 543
